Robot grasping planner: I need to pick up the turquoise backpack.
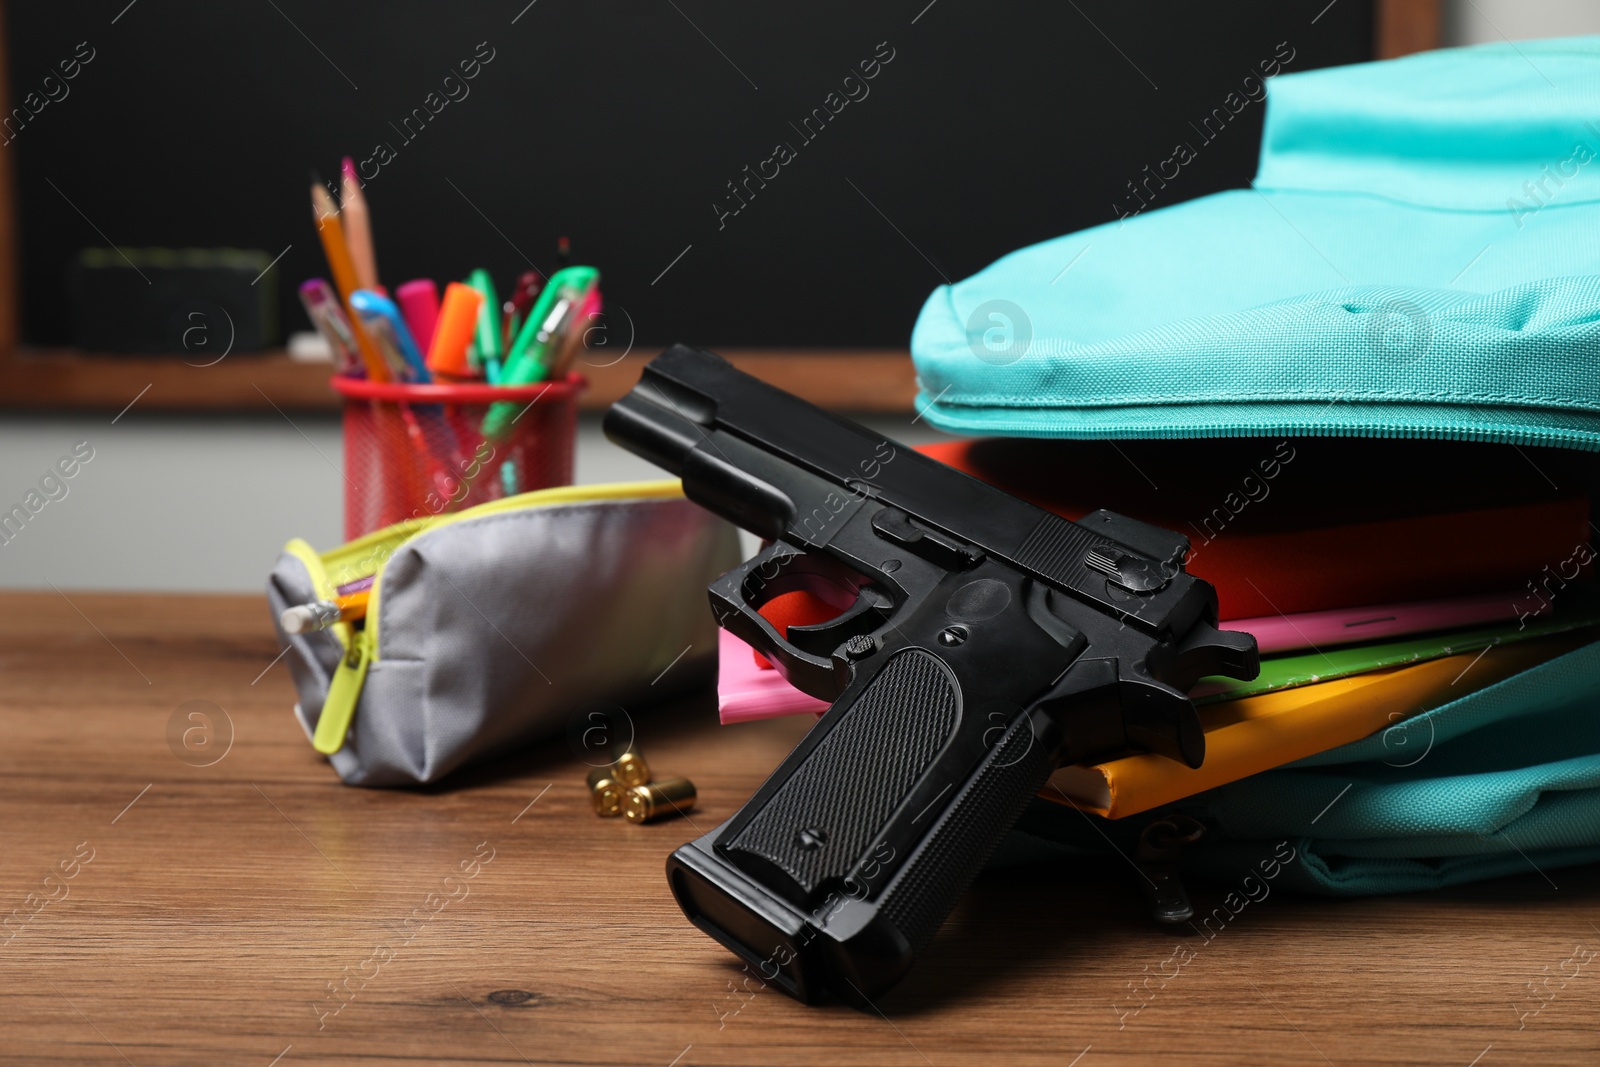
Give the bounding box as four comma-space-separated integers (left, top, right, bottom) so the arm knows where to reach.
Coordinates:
909, 38, 1600, 897
912, 36, 1600, 450
1002, 639, 1600, 898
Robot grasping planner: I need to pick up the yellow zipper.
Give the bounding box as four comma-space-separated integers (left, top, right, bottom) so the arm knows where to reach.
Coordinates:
303, 478, 687, 754
314, 628, 370, 755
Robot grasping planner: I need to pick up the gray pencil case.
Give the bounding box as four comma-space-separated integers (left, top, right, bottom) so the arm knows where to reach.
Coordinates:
265, 480, 740, 786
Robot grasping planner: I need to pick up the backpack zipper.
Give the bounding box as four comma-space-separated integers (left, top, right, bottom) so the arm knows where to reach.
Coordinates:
1133, 814, 1207, 925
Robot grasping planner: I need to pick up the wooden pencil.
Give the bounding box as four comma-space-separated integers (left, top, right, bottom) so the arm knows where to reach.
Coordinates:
340, 157, 379, 290
310, 176, 387, 381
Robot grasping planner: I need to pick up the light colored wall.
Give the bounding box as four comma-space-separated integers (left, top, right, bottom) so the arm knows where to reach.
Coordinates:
0, 410, 951, 591
1442, 0, 1600, 47
0, 411, 348, 592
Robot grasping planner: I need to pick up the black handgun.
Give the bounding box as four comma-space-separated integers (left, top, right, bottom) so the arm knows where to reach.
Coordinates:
604, 346, 1259, 1006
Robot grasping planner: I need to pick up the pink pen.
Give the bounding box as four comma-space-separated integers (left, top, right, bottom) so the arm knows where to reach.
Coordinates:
298, 278, 363, 376
395, 278, 442, 353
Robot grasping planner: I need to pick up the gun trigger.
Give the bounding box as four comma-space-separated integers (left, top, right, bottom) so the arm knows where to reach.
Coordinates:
1120, 677, 1206, 769
786, 586, 893, 659
706, 543, 843, 699
1172, 619, 1261, 688
870, 507, 984, 570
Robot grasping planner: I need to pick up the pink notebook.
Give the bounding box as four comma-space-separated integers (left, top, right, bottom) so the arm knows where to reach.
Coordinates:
718, 628, 830, 724
716, 592, 1541, 725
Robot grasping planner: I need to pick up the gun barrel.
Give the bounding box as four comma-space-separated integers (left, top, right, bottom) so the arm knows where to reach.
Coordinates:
602, 390, 699, 478
605, 345, 1200, 634
607, 345, 1043, 544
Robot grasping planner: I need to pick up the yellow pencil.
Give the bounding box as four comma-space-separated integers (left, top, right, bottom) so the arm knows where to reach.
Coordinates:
310, 177, 387, 381
340, 157, 379, 290
279, 589, 372, 633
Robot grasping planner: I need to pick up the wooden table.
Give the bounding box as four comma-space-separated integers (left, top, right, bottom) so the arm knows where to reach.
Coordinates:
3, 593, 1597, 1066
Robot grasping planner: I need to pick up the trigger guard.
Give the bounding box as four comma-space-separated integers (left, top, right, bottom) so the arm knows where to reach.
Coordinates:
707, 542, 859, 700
786, 586, 893, 658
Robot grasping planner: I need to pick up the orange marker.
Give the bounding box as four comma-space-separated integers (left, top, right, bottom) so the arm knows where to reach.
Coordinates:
311, 177, 388, 382
428, 282, 485, 380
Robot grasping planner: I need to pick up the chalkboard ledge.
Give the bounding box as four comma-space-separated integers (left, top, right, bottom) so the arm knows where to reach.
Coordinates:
0, 347, 918, 414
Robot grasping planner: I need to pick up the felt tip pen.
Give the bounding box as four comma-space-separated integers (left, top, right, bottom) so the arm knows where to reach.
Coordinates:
481, 266, 598, 439
500, 299, 518, 353
428, 282, 485, 380
335, 574, 376, 597
500, 269, 545, 351
299, 279, 363, 376
395, 278, 442, 353
503, 266, 599, 382
351, 289, 431, 383
465, 269, 501, 380
549, 284, 603, 381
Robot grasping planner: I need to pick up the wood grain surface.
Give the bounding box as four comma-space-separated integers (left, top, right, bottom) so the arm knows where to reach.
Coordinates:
0, 347, 918, 414
1, 592, 1596, 1066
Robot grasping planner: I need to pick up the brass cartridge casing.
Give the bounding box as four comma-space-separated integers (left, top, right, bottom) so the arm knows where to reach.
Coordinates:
623, 777, 697, 824
586, 767, 625, 817
611, 749, 651, 788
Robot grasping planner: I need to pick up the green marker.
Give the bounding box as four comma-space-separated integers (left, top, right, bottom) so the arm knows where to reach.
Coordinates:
466, 268, 501, 382
481, 265, 599, 440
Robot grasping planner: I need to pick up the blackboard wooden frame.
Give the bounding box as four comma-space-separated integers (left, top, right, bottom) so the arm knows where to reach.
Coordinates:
0, 0, 1437, 413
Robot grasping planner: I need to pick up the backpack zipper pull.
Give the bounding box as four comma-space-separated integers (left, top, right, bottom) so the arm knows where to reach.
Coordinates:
1134, 814, 1206, 925
313, 629, 370, 755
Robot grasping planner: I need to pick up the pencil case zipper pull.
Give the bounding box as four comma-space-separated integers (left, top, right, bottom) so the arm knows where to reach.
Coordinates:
1133, 814, 1206, 925
313, 628, 371, 755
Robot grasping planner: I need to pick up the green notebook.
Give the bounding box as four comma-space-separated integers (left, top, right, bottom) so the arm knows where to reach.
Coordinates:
1197, 606, 1600, 705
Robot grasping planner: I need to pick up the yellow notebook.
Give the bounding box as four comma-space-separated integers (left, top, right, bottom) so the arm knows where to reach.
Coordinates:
1045, 634, 1580, 819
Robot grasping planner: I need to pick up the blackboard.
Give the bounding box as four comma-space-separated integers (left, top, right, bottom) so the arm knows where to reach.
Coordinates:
7, 1, 1373, 350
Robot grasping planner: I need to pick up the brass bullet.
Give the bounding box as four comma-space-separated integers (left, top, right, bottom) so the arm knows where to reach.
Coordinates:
586, 767, 625, 818
623, 777, 697, 824
611, 748, 651, 788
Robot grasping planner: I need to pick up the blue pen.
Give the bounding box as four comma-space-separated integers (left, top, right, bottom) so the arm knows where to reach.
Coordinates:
350, 289, 479, 501
351, 290, 432, 383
